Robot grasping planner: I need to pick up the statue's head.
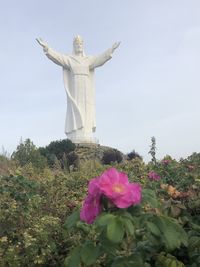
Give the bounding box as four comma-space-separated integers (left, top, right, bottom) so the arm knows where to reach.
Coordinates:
73, 35, 84, 55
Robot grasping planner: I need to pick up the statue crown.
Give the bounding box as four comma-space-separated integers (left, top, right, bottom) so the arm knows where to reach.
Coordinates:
73, 35, 83, 44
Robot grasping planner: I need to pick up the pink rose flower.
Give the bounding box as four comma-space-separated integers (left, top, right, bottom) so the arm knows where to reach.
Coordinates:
80, 177, 102, 224
98, 168, 141, 208
162, 159, 170, 165
187, 165, 194, 171
147, 171, 161, 181
88, 176, 100, 196
80, 168, 142, 224
80, 194, 102, 224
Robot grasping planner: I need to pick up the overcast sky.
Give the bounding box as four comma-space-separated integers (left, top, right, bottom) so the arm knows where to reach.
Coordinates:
1, 0, 200, 161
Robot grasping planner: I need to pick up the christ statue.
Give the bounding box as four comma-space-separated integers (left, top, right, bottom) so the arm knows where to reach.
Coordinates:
37, 36, 120, 144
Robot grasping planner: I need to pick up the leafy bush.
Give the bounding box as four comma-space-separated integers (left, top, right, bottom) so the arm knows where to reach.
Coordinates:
127, 150, 143, 161
39, 139, 75, 168
0, 141, 200, 266
0, 154, 16, 176
102, 149, 123, 165
12, 139, 47, 171
65, 151, 80, 171
65, 167, 200, 267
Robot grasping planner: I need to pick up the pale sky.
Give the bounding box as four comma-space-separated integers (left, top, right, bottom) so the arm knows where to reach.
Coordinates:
1, 0, 200, 161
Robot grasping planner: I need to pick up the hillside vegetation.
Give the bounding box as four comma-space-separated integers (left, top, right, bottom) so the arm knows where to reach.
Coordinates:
0, 138, 200, 266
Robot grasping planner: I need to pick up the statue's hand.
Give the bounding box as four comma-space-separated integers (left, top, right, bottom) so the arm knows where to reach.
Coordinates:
112, 42, 121, 52
36, 38, 48, 49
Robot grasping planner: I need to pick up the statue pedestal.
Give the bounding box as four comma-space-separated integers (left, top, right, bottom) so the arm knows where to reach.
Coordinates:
67, 130, 99, 145
72, 137, 99, 145
75, 145, 106, 163
74, 144, 124, 163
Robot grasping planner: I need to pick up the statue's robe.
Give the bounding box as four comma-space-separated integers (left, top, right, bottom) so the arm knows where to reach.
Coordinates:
44, 47, 113, 143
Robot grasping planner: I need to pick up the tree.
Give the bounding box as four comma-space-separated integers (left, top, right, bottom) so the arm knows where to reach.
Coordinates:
39, 139, 76, 168
102, 149, 123, 165
148, 136, 157, 165
65, 151, 80, 171
127, 150, 143, 161
12, 139, 47, 170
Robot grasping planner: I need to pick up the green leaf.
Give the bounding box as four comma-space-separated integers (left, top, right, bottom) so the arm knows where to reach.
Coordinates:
65, 247, 81, 267
191, 222, 200, 231
146, 221, 161, 237
188, 236, 200, 248
122, 217, 135, 235
97, 213, 116, 226
111, 257, 127, 267
142, 188, 158, 208
99, 238, 118, 254
121, 211, 134, 221
64, 210, 80, 229
127, 204, 142, 216
80, 242, 100, 266
128, 253, 144, 267
153, 215, 188, 250
111, 255, 144, 267
76, 221, 91, 233
107, 218, 124, 243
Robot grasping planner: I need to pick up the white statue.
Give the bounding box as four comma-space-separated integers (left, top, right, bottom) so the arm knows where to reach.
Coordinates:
37, 36, 120, 144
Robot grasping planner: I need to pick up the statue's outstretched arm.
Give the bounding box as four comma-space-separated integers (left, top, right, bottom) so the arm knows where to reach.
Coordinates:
111, 42, 121, 54
36, 38, 66, 67
36, 38, 48, 49
90, 41, 120, 69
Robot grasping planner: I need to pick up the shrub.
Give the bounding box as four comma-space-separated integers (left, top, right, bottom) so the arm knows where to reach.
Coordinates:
127, 150, 143, 160
39, 139, 75, 168
1, 143, 200, 266
102, 149, 123, 165
0, 172, 89, 267
0, 155, 16, 176
65, 152, 80, 171
12, 139, 47, 171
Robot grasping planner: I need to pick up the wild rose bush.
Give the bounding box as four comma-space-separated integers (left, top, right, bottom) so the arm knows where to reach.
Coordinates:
80, 168, 141, 223
0, 173, 89, 267
147, 156, 197, 190
147, 171, 161, 181
0, 152, 200, 266
65, 166, 200, 267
